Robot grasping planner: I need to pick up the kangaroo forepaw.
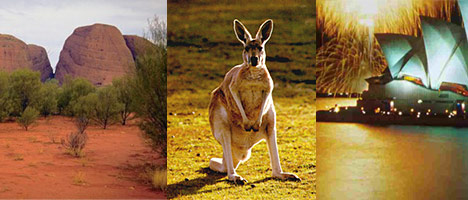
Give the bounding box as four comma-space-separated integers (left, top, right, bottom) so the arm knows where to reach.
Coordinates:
229, 174, 248, 185
252, 120, 262, 132
243, 124, 252, 132
273, 172, 301, 182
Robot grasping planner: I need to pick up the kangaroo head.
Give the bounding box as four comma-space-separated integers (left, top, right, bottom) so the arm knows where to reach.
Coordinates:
233, 19, 273, 67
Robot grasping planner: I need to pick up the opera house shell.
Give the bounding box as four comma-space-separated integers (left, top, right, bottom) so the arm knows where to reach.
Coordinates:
358, 3, 468, 115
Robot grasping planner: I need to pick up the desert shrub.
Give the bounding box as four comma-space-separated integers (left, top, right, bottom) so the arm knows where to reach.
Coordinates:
62, 118, 89, 157
38, 79, 59, 117
17, 106, 39, 131
62, 131, 88, 157
0, 71, 12, 121
9, 69, 42, 115
58, 77, 95, 115
94, 86, 123, 129
113, 77, 134, 125
132, 16, 167, 157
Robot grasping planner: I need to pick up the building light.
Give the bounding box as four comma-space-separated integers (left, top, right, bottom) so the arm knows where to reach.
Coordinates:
361, 107, 364, 111
418, 99, 423, 104
334, 107, 340, 113
410, 108, 414, 112
390, 100, 394, 109
362, 110, 366, 114
375, 107, 381, 114
398, 111, 402, 116
445, 109, 449, 113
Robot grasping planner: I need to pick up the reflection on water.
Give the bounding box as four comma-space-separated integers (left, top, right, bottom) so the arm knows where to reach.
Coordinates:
317, 98, 468, 200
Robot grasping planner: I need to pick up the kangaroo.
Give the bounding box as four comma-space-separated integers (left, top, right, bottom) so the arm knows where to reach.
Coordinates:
208, 19, 301, 184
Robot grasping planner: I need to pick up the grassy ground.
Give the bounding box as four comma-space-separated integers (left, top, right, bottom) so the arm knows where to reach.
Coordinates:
168, 0, 316, 199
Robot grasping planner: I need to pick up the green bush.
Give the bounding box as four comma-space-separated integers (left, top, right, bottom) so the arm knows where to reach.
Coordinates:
58, 77, 95, 115
72, 93, 98, 124
18, 106, 39, 131
0, 71, 12, 121
132, 47, 167, 156
38, 79, 59, 117
130, 16, 167, 157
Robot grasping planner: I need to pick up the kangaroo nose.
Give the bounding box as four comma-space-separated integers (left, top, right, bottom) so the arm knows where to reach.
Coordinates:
250, 57, 258, 66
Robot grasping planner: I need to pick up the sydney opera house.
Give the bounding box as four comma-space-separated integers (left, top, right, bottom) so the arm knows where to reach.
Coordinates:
358, 1, 468, 116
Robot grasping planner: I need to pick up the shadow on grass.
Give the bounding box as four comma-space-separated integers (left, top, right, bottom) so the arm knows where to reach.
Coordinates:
167, 167, 231, 199
168, 167, 302, 198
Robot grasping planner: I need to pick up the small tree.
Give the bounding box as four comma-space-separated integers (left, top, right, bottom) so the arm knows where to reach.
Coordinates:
72, 93, 97, 125
94, 86, 123, 129
9, 69, 42, 115
113, 77, 134, 125
18, 106, 39, 131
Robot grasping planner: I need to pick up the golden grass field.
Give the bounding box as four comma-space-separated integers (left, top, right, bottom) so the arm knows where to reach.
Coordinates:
167, 0, 316, 199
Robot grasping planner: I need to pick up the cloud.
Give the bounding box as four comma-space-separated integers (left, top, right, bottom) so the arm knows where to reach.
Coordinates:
0, 0, 166, 71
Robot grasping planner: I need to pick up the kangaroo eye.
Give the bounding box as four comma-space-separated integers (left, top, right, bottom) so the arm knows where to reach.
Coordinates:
244, 46, 250, 51
258, 46, 263, 51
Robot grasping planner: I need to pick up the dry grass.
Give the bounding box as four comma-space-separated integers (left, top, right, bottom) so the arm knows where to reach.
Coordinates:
72, 171, 87, 186
168, 93, 316, 199
153, 168, 168, 191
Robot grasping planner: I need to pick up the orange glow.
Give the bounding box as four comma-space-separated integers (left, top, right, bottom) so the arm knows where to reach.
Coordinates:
317, 0, 455, 37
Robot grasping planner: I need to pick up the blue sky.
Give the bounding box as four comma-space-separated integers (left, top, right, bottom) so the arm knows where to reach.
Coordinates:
0, 0, 166, 71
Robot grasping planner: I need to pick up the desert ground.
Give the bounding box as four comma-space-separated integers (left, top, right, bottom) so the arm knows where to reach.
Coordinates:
167, 0, 316, 199
0, 116, 165, 199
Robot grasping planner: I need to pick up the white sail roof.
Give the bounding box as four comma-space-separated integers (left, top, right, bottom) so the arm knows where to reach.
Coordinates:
421, 16, 466, 89
376, 12, 468, 90
375, 34, 428, 87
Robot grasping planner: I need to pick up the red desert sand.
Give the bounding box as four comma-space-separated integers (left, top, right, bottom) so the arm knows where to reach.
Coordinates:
0, 116, 165, 199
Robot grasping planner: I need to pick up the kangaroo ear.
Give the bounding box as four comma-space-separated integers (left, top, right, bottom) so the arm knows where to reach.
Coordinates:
256, 19, 273, 44
233, 19, 251, 45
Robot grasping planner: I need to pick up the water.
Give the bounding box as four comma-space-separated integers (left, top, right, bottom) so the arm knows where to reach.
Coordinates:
317, 98, 468, 200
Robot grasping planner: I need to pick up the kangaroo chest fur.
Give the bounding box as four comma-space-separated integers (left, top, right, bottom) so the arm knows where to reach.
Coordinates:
235, 66, 271, 120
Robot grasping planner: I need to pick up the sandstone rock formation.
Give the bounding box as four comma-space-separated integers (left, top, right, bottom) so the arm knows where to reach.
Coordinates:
123, 35, 156, 61
0, 34, 53, 81
55, 24, 135, 86
28, 44, 54, 81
